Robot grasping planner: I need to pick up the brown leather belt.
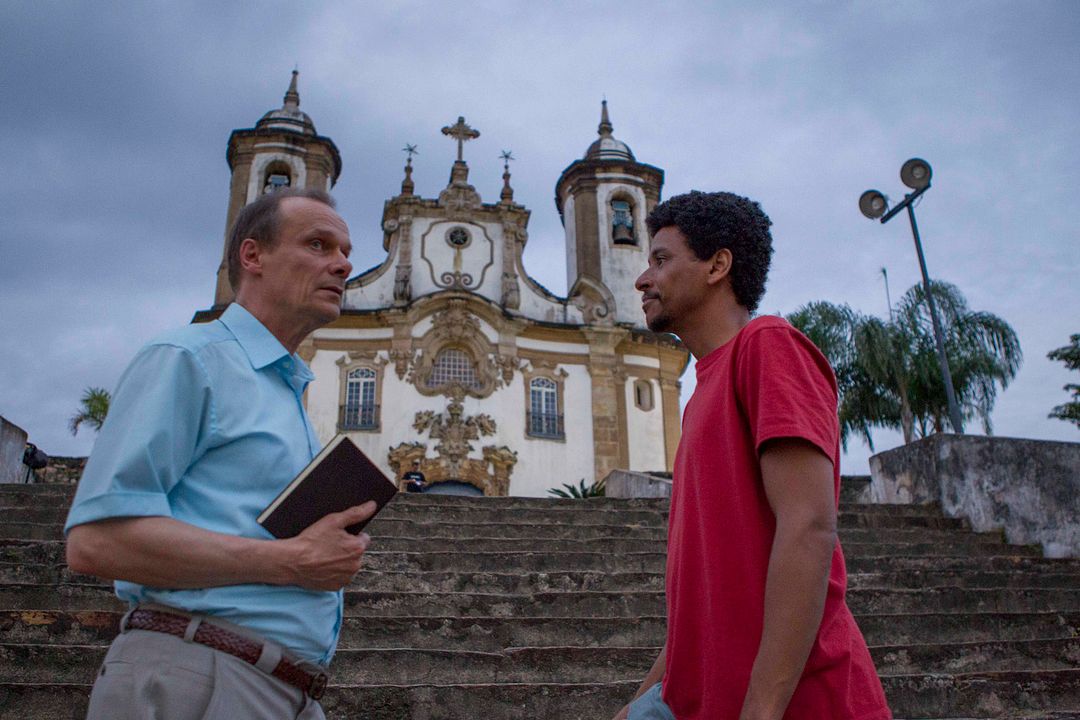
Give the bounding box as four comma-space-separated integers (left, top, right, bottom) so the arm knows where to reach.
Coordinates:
123, 607, 328, 699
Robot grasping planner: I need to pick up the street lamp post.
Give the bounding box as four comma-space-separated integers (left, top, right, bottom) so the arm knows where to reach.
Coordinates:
859, 158, 964, 434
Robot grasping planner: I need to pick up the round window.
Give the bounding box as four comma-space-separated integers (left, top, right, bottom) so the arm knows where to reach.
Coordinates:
446, 227, 471, 249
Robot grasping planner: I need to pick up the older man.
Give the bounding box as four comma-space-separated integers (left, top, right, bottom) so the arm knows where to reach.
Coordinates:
66, 188, 370, 719
614, 191, 891, 720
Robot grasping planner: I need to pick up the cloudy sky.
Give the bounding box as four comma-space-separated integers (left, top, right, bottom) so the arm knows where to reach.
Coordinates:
2, 1, 1077, 473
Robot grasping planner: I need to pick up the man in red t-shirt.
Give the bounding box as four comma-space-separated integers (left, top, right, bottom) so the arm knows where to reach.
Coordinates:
612, 191, 892, 720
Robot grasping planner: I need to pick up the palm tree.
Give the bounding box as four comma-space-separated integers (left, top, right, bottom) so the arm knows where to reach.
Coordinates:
547, 478, 606, 498
69, 387, 111, 436
1047, 334, 1080, 428
787, 281, 1021, 449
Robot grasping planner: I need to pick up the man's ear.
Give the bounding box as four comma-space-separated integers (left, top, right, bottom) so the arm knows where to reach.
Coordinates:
238, 238, 264, 279
705, 248, 733, 286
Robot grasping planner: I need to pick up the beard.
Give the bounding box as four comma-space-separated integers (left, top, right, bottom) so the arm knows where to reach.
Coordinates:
646, 309, 674, 333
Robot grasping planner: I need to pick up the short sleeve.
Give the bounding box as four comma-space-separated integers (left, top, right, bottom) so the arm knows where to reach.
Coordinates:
734, 325, 839, 464
64, 343, 215, 533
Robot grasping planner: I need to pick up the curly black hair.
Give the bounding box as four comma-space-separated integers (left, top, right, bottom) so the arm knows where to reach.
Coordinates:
646, 190, 774, 312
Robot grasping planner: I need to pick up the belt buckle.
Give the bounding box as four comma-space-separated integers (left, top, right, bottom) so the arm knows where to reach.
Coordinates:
308, 671, 328, 700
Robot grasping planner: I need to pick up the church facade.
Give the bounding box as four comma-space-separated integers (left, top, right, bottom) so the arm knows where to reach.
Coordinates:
197, 73, 689, 497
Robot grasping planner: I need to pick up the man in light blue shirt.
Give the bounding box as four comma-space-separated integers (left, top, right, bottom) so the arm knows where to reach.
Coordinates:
65, 187, 370, 719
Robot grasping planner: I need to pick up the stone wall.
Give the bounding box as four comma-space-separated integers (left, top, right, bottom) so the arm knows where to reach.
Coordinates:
606, 468, 874, 503
34, 456, 86, 484
870, 434, 1080, 558
0, 417, 29, 484
605, 469, 672, 498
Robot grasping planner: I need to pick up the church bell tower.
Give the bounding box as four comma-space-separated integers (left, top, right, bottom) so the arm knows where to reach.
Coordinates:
555, 101, 663, 327
212, 71, 342, 306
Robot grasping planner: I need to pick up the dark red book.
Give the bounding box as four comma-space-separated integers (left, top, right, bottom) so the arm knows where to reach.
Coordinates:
257, 435, 398, 538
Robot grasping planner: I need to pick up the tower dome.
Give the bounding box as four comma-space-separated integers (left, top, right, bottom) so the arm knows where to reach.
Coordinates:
256, 70, 317, 136
584, 100, 635, 161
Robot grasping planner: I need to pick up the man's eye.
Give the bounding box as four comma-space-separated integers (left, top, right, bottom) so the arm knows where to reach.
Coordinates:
310, 239, 323, 250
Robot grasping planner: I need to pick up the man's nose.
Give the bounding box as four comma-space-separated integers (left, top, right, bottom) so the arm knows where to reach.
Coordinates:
634, 268, 650, 291
332, 252, 352, 277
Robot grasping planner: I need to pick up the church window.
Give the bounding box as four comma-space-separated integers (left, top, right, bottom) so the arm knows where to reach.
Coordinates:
427, 348, 482, 390
342, 368, 378, 430
611, 199, 636, 246
633, 379, 655, 411
527, 377, 563, 439
446, 226, 471, 248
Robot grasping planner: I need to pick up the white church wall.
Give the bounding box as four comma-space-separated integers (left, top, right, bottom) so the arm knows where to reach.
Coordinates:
412, 218, 503, 304
624, 377, 666, 472
317, 328, 394, 341
622, 354, 660, 369
306, 349, 352, 445
518, 337, 590, 356
514, 279, 583, 325
508, 364, 595, 497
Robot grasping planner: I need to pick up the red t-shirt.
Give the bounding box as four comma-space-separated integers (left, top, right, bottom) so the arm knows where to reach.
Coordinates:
662, 316, 891, 720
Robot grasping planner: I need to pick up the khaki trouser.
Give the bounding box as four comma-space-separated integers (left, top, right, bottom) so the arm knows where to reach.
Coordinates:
86, 626, 326, 720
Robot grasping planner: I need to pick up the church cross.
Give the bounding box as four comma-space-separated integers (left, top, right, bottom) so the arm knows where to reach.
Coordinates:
441, 116, 480, 162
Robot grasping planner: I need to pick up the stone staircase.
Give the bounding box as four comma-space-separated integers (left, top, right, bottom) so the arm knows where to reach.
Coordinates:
0, 483, 1077, 719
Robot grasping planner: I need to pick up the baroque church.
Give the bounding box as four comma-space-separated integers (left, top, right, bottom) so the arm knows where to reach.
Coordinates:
195, 73, 689, 497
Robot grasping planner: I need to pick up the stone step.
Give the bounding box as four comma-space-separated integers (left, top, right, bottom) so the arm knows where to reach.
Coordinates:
5, 562, 1078, 596
8, 637, 1077, 686
2, 530, 1027, 561
0, 543, 671, 574
10, 608, 1080, 652
882, 670, 1080, 718
847, 570, 1080, 590
4, 502, 967, 534
2, 582, 1076, 616
872, 638, 1080, 675
3, 609, 1077, 652
1, 671, 1077, 719
0, 483, 942, 513
846, 555, 1080, 575
5, 539, 1065, 579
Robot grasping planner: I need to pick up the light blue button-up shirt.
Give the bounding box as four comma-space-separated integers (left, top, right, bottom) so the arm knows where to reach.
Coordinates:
65, 303, 342, 664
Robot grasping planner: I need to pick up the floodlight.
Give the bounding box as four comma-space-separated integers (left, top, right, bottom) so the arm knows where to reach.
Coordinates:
859, 190, 888, 219
900, 158, 932, 190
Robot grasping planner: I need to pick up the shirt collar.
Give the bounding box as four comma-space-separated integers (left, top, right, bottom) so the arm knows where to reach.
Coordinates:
218, 303, 313, 382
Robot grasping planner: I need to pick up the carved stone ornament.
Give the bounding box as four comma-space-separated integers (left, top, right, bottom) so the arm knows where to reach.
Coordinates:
495, 353, 524, 386
383, 219, 399, 233
389, 397, 517, 496
501, 271, 520, 310
335, 350, 387, 368
410, 302, 499, 398
569, 275, 617, 327
394, 264, 412, 303
389, 348, 416, 380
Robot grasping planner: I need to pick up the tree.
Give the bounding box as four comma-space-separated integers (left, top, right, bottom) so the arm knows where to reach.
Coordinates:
69, 387, 111, 436
547, 478, 606, 498
787, 281, 1022, 449
1047, 334, 1080, 428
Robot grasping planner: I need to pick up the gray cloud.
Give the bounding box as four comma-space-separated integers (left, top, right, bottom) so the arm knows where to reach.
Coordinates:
2, 1, 1077, 467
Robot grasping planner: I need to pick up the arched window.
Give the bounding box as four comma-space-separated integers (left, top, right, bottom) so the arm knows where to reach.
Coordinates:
611, 198, 636, 245
342, 368, 378, 429
633, 379, 655, 411
528, 377, 563, 439
427, 348, 482, 390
